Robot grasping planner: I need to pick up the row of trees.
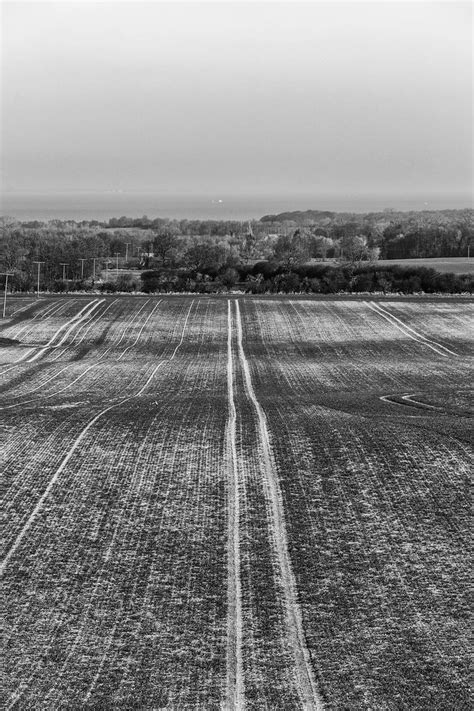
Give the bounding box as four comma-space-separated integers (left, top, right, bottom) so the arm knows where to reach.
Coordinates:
137, 263, 472, 295
1, 209, 472, 292
0, 217, 377, 290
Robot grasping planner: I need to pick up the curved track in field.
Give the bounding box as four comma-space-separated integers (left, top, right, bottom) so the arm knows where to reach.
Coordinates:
380, 393, 444, 411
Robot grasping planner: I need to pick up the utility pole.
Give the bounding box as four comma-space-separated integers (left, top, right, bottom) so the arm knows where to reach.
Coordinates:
115, 252, 120, 276
32, 261, 45, 298
105, 259, 109, 282
1, 272, 14, 318
125, 243, 130, 263
60, 263, 68, 281
79, 258, 86, 279
92, 257, 97, 281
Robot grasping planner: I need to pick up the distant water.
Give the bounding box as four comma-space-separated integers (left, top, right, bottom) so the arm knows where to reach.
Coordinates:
1, 192, 472, 221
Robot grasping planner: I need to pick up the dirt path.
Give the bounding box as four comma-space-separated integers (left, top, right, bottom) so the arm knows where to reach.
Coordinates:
225, 300, 245, 709
234, 300, 323, 710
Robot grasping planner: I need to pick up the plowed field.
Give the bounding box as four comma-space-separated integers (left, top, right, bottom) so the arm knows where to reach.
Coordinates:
1, 296, 472, 709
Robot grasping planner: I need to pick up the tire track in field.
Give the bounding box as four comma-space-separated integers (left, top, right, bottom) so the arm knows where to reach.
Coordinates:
364, 301, 457, 357
116, 299, 162, 361
4, 301, 198, 706
134, 299, 194, 396
371, 302, 459, 356
2, 299, 158, 405
0, 300, 101, 374
62, 298, 119, 353
7, 303, 53, 337
0, 399, 126, 575
225, 300, 244, 709
1, 301, 117, 406
26, 300, 105, 362
10, 299, 77, 344
5, 300, 37, 320
0, 301, 71, 375
380, 393, 444, 411
97, 299, 150, 361
1, 300, 195, 575
233, 300, 323, 711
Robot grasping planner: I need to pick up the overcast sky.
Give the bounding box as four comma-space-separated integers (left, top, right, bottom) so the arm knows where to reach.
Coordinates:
1, 1, 472, 196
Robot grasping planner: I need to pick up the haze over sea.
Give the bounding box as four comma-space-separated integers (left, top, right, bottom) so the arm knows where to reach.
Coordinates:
2, 192, 472, 222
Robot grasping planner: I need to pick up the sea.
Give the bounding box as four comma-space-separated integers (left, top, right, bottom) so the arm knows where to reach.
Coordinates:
1, 192, 472, 222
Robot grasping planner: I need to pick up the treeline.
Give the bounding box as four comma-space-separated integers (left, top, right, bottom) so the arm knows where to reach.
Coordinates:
1, 208, 472, 293
139, 263, 472, 295
260, 208, 473, 259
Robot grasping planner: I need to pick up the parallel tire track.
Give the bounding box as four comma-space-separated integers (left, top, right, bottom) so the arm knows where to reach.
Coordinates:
116, 300, 162, 361
380, 393, 443, 411
1, 300, 117, 406
1, 300, 195, 576
1, 398, 131, 575
225, 300, 244, 709
0, 301, 73, 375
97, 299, 150, 361
26, 300, 105, 362
365, 301, 457, 358
233, 300, 323, 710
134, 300, 194, 396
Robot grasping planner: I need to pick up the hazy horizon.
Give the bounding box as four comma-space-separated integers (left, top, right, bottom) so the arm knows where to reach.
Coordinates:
2, 1, 473, 199
2, 189, 472, 223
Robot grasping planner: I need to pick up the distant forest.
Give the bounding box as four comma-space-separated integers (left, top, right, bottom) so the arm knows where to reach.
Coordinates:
1, 208, 473, 293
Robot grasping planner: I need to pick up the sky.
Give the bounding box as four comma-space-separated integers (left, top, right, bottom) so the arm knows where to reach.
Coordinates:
1, 0, 472, 197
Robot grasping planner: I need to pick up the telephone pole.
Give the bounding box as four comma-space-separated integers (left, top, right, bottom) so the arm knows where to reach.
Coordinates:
32, 261, 45, 298
1, 272, 14, 318
115, 252, 120, 276
125, 243, 130, 263
79, 258, 86, 279
60, 263, 68, 281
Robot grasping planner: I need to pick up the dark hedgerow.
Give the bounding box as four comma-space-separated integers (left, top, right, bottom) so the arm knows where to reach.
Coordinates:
139, 263, 472, 294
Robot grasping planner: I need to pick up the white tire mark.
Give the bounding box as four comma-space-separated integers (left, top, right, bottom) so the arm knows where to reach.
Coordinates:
134, 300, 194, 396
27, 300, 105, 362
365, 301, 457, 358
1, 398, 130, 575
234, 300, 323, 710
225, 299, 244, 709
1, 299, 195, 574
116, 300, 162, 361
